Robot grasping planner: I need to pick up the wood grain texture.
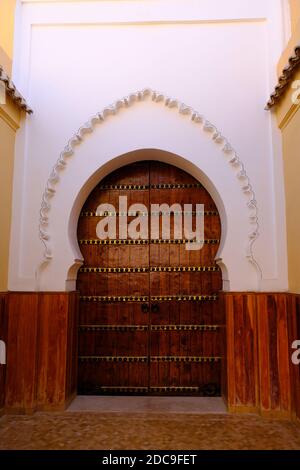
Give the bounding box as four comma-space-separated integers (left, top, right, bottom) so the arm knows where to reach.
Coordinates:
257, 294, 291, 417
224, 293, 259, 412
4, 292, 79, 414
288, 293, 300, 421
0, 292, 8, 413
224, 292, 300, 420
36, 292, 79, 410
2, 289, 299, 417
219, 293, 227, 405
66, 292, 79, 406
5, 293, 39, 413
77, 161, 223, 395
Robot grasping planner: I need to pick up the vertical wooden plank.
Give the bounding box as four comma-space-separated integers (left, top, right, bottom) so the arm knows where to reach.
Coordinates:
233, 294, 253, 406
225, 293, 258, 412
295, 295, 300, 420
37, 293, 67, 408
5, 293, 39, 413
233, 295, 245, 405
267, 295, 280, 410
225, 294, 236, 407
257, 293, 292, 417
0, 292, 8, 413
276, 294, 292, 415
219, 293, 227, 404
257, 294, 271, 411
36, 292, 78, 410
288, 293, 300, 421
65, 292, 79, 405
245, 294, 259, 409
225, 292, 295, 418
234, 294, 257, 407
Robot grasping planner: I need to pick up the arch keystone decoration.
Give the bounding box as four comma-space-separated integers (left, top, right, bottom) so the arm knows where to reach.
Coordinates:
39, 88, 260, 273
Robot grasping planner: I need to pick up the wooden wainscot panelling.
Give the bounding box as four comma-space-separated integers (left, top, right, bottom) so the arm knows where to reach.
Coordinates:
0, 293, 8, 415
5, 293, 39, 414
257, 294, 292, 419
287, 293, 300, 422
224, 292, 298, 420
5, 292, 79, 414
219, 293, 228, 405
223, 293, 259, 414
66, 292, 79, 405
36, 292, 79, 411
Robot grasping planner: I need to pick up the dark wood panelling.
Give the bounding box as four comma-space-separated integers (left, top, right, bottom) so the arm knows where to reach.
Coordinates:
224, 292, 300, 420
77, 161, 223, 395
5, 293, 39, 413
4, 292, 79, 414
3, 289, 300, 417
257, 294, 292, 417
36, 292, 79, 410
288, 293, 300, 421
0, 292, 8, 413
66, 292, 79, 405
224, 293, 259, 412
219, 293, 227, 405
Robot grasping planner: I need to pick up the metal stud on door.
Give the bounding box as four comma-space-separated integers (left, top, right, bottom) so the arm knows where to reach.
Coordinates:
77, 160, 223, 395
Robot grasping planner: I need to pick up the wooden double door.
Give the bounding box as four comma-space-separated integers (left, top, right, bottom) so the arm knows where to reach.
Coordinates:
77, 161, 223, 395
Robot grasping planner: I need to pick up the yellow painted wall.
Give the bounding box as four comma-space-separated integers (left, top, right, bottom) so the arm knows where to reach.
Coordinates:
0, 98, 20, 291
281, 108, 300, 294
276, 2, 300, 294
290, 0, 300, 33
0, 0, 19, 291
0, 0, 16, 73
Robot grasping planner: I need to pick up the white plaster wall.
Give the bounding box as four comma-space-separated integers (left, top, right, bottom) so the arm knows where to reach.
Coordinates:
9, 0, 289, 292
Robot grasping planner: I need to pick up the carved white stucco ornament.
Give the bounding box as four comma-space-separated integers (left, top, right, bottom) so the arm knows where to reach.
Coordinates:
39, 88, 260, 271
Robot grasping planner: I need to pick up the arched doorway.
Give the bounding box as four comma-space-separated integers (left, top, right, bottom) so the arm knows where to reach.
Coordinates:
76, 160, 224, 396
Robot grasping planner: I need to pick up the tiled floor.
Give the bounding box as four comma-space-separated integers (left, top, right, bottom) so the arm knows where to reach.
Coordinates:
0, 398, 300, 450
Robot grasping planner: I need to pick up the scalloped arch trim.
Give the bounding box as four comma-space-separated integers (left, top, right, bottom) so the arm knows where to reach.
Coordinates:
39, 88, 259, 268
